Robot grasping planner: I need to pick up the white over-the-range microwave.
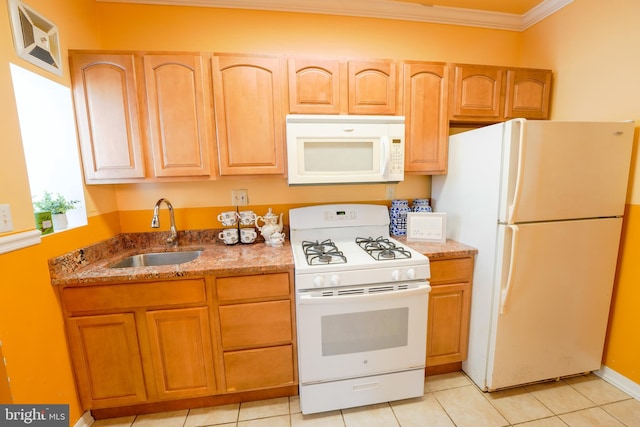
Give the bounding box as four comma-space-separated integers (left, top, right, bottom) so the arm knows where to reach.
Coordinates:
285, 114, 405, 185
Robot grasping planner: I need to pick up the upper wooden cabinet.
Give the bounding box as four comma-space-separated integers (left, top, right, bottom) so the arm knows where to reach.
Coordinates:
287, 58, 398, 115
69, 51, 216, 184
212, 54, 286, 175
70, 50, 553, 182
402, 61, 449, 175
450, 64, 503, 121
288, 58, 345, 114
504, 68, 552, 120
348, 60, 398, 115
143, 54, 214, 177
449, 64, 551, 123
70, 53, 146, 182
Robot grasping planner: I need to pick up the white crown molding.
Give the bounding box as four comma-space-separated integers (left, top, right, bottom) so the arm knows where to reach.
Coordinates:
522, 0, 574, 30
97, 0, 573, 31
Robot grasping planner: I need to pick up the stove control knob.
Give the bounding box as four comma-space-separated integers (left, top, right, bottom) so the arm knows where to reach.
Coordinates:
391, 269, 401, 281
330, 274, 341, 286
407, 268, 416, 280
313, 276, 325, 288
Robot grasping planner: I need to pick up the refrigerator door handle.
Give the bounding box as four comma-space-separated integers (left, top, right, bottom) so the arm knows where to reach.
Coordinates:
500, 224, 520, 314
508, 119, 526, 223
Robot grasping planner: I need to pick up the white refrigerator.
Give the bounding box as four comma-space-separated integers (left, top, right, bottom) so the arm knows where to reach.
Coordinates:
431, 119, 634, 391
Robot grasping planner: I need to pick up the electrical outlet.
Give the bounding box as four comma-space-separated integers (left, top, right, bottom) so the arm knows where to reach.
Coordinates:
0, 204, 14, 233
385, 185, 396, 200
231, 189, 249, 206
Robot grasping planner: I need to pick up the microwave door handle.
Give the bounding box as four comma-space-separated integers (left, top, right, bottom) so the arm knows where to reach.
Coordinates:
381, 136, 390, 178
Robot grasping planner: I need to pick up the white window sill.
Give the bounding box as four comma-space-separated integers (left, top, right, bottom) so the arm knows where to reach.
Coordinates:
0, 229, 42, 254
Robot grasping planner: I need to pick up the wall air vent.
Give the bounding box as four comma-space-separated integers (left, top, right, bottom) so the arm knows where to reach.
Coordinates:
7, 0, 62, 76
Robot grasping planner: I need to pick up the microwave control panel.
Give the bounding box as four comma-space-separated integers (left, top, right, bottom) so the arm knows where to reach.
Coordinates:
389, 138, 404, 175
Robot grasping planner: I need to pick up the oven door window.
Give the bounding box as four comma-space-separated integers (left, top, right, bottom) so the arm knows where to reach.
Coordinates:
321, 307, 408, 356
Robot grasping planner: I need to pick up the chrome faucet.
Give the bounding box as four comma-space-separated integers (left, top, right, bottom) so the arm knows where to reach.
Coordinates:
151, 198, 178, 245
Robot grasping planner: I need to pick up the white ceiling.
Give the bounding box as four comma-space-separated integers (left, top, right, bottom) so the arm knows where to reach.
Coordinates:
97, 0, 573, 31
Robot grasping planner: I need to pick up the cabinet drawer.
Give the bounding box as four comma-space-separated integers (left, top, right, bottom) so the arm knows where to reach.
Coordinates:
219, 300, 292, 349
224, 345, 294, 392
429, 257, 473, 284
216, 273, 290, 302
62, 279, 206, 313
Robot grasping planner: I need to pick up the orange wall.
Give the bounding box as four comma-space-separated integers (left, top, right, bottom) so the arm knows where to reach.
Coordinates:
3, 0, 639, 424
0, 0, 114, 420
0, 212, 121, 420
523, 0, 640, 383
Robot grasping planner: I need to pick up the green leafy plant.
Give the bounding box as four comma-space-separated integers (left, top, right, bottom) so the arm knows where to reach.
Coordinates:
33, 191, 80, 214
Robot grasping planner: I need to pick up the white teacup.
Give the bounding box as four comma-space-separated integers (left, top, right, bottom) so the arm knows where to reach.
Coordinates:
268, 232, 285, 247
240, 227, 258, 244
218, 228, 239, 245
238, 210, 257, 226
217, 211, 238, 226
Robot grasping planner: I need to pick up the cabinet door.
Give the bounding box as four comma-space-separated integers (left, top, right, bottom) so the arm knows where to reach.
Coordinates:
348, 60, 397, 115
143, 54, 214, 177
146, 307, 216, 399
288, 58, 345, 114
426, 282, 471, 366
70, 53, 145, 182
402, 61, 449, 174
212, 54, 286, 175
66, 314, 147, 409
504, 69, 552, 120
450, 64, 504, 122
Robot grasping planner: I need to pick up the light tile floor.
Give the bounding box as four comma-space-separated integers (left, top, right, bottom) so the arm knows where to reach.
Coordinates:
92, 372, 640, 427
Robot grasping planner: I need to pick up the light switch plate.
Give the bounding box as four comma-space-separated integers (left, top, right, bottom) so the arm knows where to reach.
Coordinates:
0, 204, 14, 232
231, 189, 249, 206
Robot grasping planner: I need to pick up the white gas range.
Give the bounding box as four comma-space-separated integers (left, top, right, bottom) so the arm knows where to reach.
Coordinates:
289, 204, 431, 415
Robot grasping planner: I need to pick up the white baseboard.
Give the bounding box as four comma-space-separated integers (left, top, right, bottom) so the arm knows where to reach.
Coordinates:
73, 411, 94, 427
595, 365, 640, 400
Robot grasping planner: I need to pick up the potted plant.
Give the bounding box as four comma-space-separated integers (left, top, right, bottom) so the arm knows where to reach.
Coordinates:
33, 191, 80, 230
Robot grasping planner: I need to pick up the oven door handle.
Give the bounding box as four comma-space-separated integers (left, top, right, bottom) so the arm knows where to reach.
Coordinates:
298, 283, 431, 305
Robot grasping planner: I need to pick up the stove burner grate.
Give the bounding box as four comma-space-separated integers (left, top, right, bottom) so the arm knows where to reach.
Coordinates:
356, 236, 412, 261
302, 239, 347, 265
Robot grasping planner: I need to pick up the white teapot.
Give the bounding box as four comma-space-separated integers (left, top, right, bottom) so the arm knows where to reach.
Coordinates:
255, 208, 284, 243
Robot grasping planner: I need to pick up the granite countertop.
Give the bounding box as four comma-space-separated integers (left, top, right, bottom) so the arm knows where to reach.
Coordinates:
48, 229, 294, 286
394, 236, 478, 260
48, 229, 477, 286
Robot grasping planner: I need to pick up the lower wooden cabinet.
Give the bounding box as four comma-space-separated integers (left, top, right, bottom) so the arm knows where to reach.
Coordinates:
146, 307, 216, 400
426, 256, 474, 371
58, 271, 297, 411
224, 345, 295, 391
61, 279, 214, 409
214, 272, 297, 393
66, 313, 147, 407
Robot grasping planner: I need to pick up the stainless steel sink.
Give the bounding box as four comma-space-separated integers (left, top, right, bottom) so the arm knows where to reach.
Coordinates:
109, 250, 203, 268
